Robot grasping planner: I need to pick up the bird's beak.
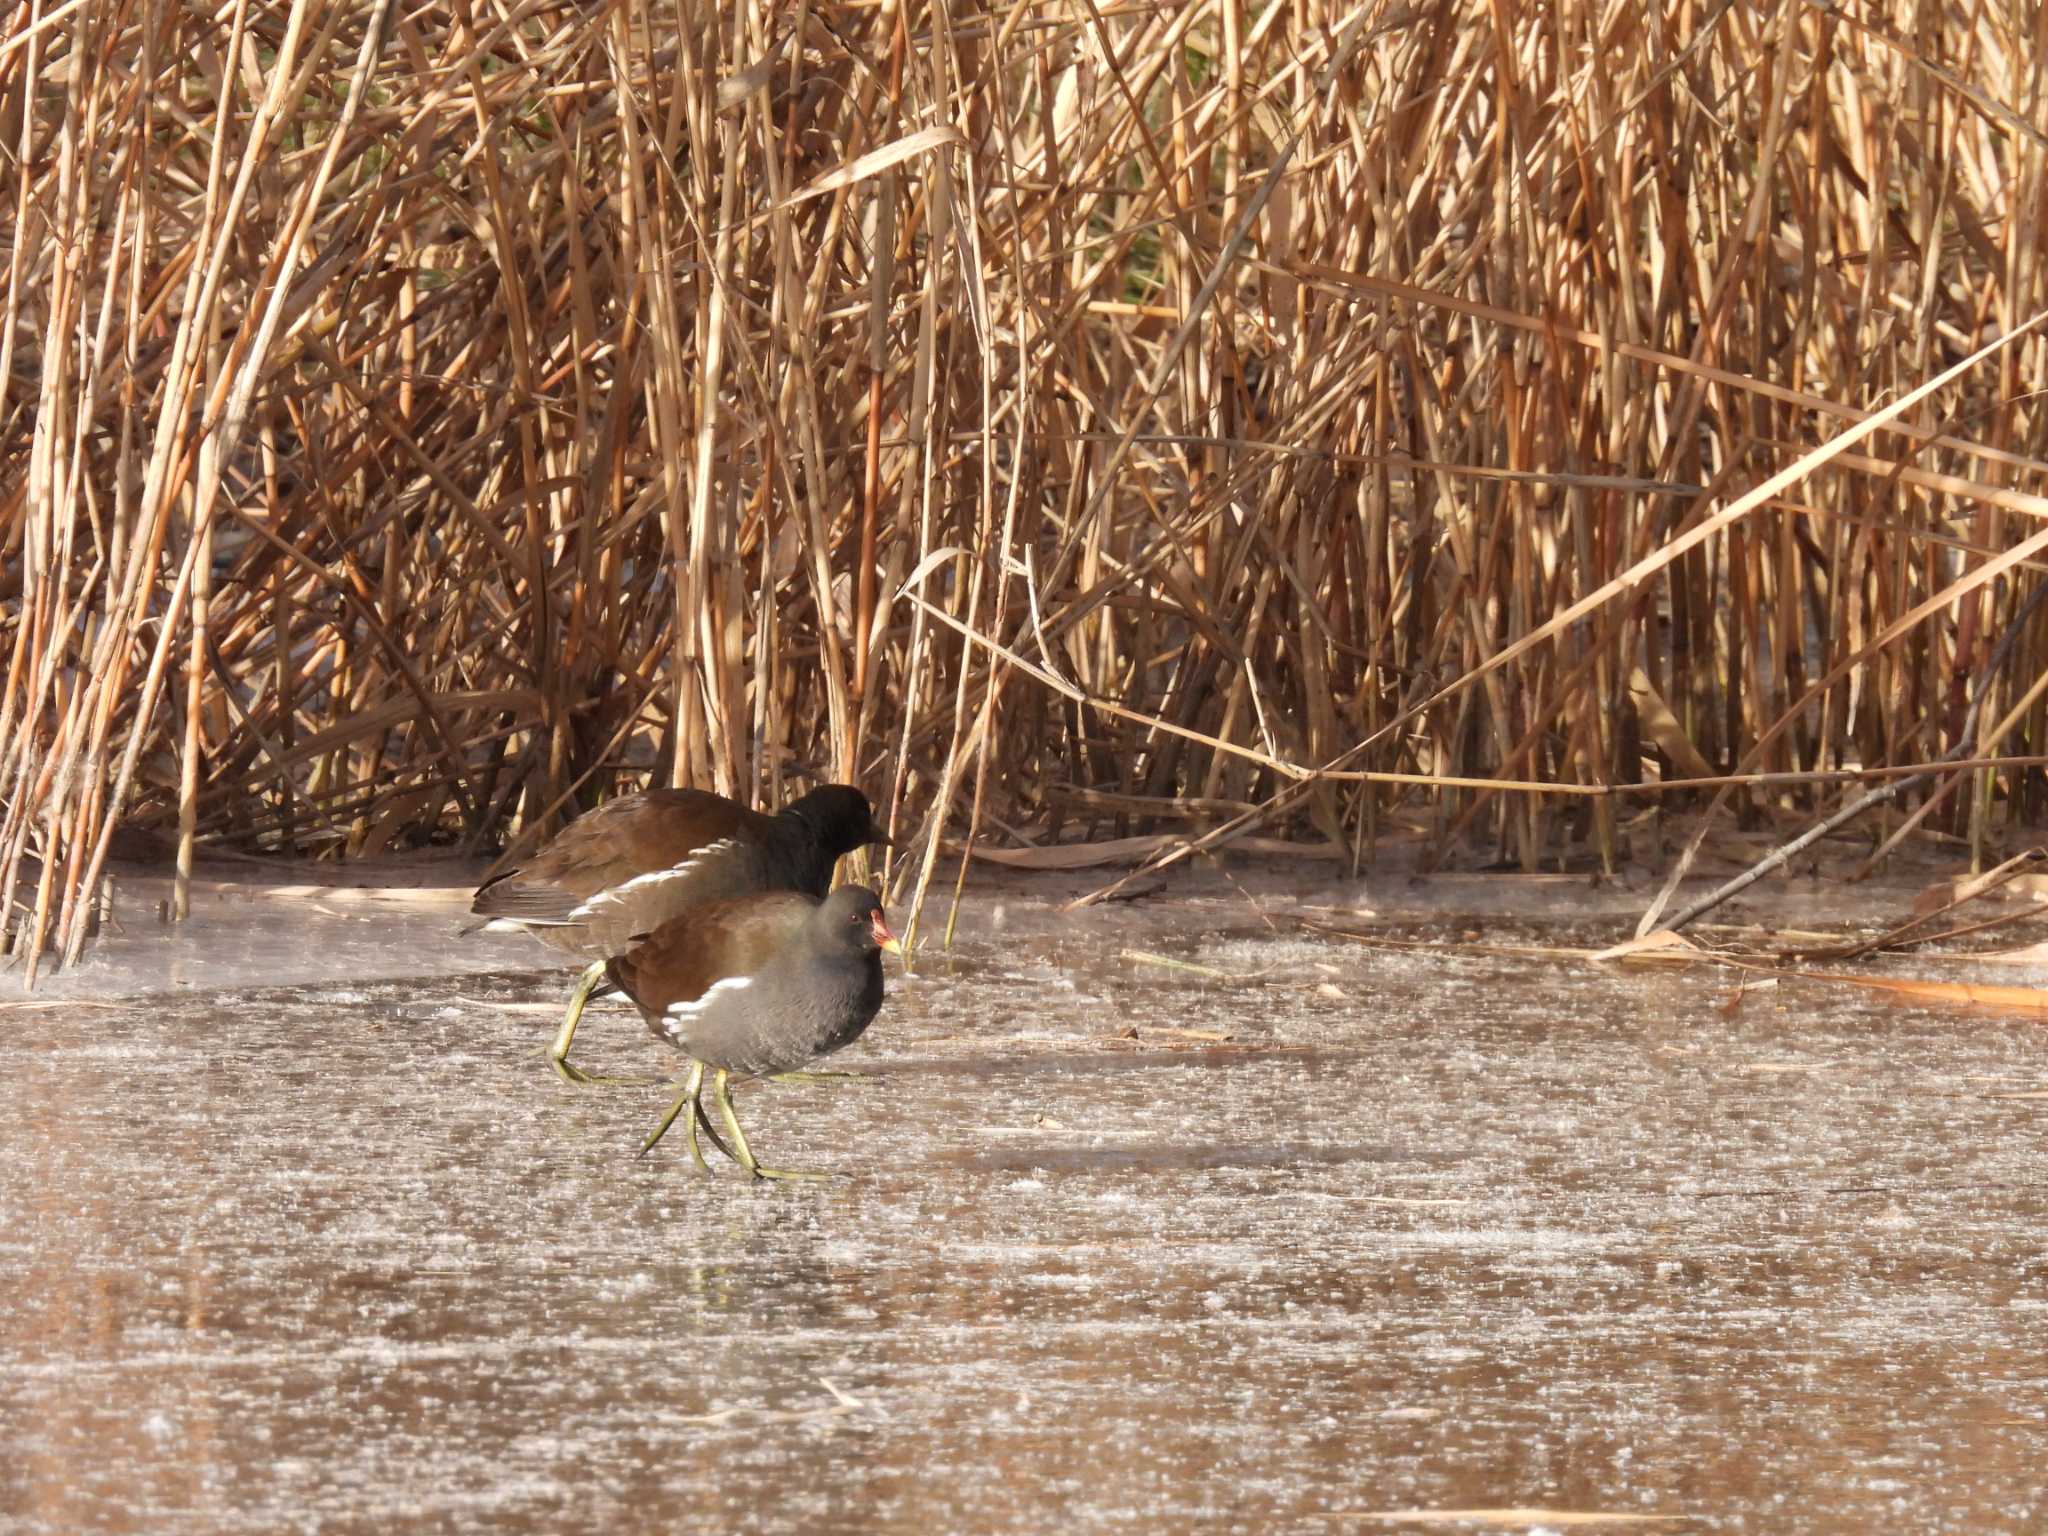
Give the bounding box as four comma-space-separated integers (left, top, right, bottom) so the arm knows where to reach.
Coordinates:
871, 909, 904, 956
867, 826, 898, 849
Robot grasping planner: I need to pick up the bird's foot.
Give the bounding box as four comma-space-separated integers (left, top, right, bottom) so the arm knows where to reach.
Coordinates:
554, 1055, 659, 1088
746, 1164, 838, 1183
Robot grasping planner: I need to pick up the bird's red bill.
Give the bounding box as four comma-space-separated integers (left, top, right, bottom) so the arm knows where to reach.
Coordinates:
871, 908, 903, 955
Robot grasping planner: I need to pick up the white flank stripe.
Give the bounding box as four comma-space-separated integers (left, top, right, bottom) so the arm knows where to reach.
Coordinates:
663, 973, 754, 1019
565, 841, 735, 919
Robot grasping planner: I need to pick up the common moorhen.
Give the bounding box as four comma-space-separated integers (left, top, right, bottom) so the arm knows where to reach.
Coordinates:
607, 885, 903, 1181
469, 784, 891, 1082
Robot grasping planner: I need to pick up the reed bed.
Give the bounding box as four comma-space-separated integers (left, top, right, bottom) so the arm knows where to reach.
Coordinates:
6, 0, 2048, 977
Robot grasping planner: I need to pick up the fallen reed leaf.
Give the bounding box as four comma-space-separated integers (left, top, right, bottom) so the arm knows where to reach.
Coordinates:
1589, 930, 1704, 963
1910, 861, 2048, 919
0, 999, 134, 1011
1119, 949, 1239, 980
1782, 971, 2048, 1015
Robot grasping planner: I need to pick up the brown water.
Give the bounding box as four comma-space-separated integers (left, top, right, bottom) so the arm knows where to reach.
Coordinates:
4, 876, 2047, 1533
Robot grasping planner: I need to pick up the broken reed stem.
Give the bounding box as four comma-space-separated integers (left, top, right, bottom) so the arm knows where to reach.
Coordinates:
10, 0, 2048, 979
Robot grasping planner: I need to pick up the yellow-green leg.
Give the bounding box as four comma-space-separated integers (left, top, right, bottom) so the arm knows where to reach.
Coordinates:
640, 1060, 737, 1173
550, 961, 658, 1086
549, 961, 608, 1084
639, 1072, 692, 1157
687, 1083, 736, 1174
710, 1069, 831, 1182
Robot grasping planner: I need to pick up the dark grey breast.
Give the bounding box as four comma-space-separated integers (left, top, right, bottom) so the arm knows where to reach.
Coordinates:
608, 886, 891, 1078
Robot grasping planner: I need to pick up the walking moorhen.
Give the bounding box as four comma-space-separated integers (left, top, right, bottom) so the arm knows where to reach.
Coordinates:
469, 784, 891, 1082
607, 885, 903, 1181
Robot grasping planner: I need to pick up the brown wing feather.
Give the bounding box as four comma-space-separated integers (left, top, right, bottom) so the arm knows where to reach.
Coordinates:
606, 892, 816, 1015
470, 790, 777, 925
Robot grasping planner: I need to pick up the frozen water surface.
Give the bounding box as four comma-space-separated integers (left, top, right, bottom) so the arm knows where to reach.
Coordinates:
4, 861, 2047, 1533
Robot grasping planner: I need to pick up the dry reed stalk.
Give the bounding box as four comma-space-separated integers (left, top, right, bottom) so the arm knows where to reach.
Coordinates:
9, 0, 2048, 978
